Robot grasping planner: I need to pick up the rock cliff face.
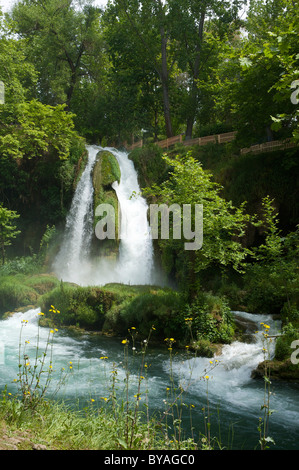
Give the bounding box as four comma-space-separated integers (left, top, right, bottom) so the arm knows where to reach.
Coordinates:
91, 150, 121, 258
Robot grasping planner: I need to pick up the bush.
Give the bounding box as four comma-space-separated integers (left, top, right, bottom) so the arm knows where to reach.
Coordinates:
105, 289, 186, 339
275, 323, 299, 361
193, 338, 215, 357
40, 283, 114, 330
129, 145, 169, 189
185, 293, 235, 344
0, 256, 41, 276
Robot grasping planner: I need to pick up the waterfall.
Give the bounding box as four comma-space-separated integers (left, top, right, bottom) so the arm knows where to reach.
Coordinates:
53, 145, 98, 284
110, 148, 153, 285
53, 146, 154, 286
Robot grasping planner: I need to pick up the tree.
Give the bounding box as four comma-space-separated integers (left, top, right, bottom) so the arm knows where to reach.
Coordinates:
11, 0, 104, 108
0, 205, 20, 264
144, 152, 253, 295
103, 0, 177, 138
204, 0, 299, 145
103, 0, 246, 140
0, 99, 82, 160
168, 0, 246, 138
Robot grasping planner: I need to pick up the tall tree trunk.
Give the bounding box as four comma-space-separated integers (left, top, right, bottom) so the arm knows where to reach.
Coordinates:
185, 10, 206, 140
118, 0, 174, 137
160, 25, 173, 138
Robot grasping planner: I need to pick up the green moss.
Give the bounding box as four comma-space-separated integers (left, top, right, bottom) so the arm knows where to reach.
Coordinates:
38, 281, 236, 349
93, 150, 121, 192
129, 144, 169, 189
0, 274, 60, 316
92, 151, 121, 252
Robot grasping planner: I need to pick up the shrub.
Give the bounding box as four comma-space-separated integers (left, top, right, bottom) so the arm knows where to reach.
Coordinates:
40, 283, 114, 329
185, 293, 235, 344
275, 323, 299, 361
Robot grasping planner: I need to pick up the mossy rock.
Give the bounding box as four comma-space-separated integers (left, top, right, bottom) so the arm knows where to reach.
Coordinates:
252, 359, 299, 382
92, 151, 121, 253
93, 150, 121, 193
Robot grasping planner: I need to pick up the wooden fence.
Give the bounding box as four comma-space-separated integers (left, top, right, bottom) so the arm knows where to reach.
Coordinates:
240, 139, 297, 155
125, 131, 237, 151
124, 132, 298, 155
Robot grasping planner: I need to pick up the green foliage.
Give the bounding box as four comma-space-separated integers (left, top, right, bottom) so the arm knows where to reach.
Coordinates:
202, 0, 299, 146
93, 151, 121, 191
243, 202, 299, 315
0, 256, 41, 276
40, 283, 114, 330
0, 277, 38, 314
185, 293, 235, 344
144, 152, 253, 292
0, 100, 81, 160
0, 205, 20, 264
116, 289, 185, 339
92, 151, 121, 247
11, 0, 104, 107
129, 144, 169, 188
275, 323, 299, 361
243, 226, 299, 315
0, 273, 59, 315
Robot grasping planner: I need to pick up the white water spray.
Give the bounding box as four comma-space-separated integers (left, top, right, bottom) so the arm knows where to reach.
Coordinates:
172, 311, 280, 410
53, 146, 154, 286
111, 148, 153, 285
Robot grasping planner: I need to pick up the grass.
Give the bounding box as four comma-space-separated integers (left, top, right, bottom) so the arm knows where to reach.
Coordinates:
0, 396, 164, 450
0, 273, 60, 316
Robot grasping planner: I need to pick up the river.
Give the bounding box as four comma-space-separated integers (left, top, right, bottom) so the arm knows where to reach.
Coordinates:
0, 307, 298, 450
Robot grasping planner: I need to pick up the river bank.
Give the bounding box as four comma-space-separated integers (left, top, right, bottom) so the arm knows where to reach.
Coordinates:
1, 268, 298, 382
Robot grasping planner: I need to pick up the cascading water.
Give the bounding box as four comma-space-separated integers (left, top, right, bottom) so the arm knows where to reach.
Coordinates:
53, 146, 154, 286
111, 148, 153, 285
53, 145, 99, 284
